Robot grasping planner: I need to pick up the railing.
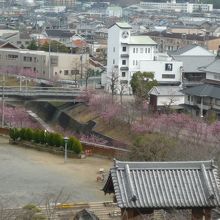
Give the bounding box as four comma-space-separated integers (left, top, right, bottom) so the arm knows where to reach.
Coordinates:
0, 86, 82, 98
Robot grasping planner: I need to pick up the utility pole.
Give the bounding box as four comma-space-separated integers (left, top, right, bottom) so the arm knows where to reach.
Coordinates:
48, 40, 51, 81
80, 54, 83, 86
1, 73, 5, 128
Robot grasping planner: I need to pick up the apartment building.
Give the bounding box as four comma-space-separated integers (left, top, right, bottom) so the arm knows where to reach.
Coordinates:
139, 1, 213, 13
0, 48, 89, 81
147, 31, 220, 54
106, 22, 183, 94
46, 0, 75, 7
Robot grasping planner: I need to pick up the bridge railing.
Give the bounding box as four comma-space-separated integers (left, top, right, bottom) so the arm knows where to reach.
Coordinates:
0, 86, 82, 97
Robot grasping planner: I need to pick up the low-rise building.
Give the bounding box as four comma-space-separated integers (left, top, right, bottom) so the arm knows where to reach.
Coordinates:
169, 44, 216, 87
146, 31, 220, 54
182, 52, 220, 118
0, 48, 89, 81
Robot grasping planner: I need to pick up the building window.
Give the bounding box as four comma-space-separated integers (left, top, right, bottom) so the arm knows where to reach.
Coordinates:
113, 59, 115, 64
64, 70, 68, 75
60, 70, 62, 74
71, 70, 79, 75
8, 54, 18, 60
215, 99, 220, 106
113, 47, 115, 52
23, 56, 32, 62
187, 96, 190, 102
122, 72, 126, 77
140, 48, 143, 53
136, 48, 138, 53
133, 48, 135, 53
136, 60, 138, 65
122, 47, 126, 52
165, 63, 173, 71
162, 74, 175, 79
51, 57, 58, 65
122, 60, 126, 65
145, 48, 148, 53
148, 48, 151, 53
133, 60, 135, 65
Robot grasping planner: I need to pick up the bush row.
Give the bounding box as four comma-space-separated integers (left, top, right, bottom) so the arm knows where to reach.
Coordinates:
9, 128, 82, 154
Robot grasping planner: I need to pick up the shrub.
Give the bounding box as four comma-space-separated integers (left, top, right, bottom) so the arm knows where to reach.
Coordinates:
53, 133, 62, 147
39, 130, 46, 144
46, 132, 54, 146
9, 128, 19, 141
22, 204, 41, 213
68, 136, 82, 154
24, 128, 33, 141
19, 128, 26, 140
33, 129, 41, 144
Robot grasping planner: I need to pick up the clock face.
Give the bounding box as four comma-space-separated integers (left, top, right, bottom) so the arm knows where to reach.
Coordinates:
122, 31, 129, 39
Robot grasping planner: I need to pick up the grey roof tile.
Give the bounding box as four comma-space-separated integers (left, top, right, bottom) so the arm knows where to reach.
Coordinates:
103, 160, 220, 209
201, 59, 220, 75
182, 84, 220, 99
173, 56, 216, 73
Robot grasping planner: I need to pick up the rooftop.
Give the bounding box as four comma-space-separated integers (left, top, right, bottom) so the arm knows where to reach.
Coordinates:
109, 22, 132, 29
182, 84, 220, 99
103, 160, 220, 209
128, 36, 157, 45
146, 31, 219, 41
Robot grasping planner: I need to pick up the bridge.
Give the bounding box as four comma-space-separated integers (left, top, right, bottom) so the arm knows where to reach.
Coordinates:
0, 86, 83, 102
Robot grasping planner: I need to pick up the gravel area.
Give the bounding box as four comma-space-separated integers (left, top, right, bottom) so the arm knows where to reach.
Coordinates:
0, 136, 112, 207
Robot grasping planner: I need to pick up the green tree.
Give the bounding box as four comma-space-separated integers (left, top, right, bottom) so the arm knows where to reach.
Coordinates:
39, 40, 69, 53
130, 71, 157, 98
27, 40, 38, 50
130, 71, 157, 120
9, 128, 19, 141
68, 136, 82, 154
129, 133, 176, 161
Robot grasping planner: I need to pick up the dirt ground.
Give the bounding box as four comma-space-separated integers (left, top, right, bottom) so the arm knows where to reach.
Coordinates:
0, 136, 113, 207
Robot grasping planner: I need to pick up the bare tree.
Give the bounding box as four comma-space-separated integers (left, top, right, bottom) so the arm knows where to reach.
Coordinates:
108, 67, 119, 103
117, 80, 128, 105
43, 189, 71, 220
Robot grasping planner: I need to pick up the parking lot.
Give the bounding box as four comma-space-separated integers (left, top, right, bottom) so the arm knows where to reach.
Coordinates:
0, 136, 112, 207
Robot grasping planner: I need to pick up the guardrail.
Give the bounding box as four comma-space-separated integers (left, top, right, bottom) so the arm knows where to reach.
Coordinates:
0, 86, 82, 98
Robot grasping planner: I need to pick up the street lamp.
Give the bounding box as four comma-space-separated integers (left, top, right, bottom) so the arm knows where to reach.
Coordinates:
64, 136, 68, 162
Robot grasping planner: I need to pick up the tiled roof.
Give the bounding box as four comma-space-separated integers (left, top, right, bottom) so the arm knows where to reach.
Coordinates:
169, 44, 197, 56
182, 84, 220, 99
45, 29, 74, 38
173, 56, 216, 73
146, 31, 219, 41
200, 59, 220, 75
103, 160, 220, 209
169, 45, 215, 56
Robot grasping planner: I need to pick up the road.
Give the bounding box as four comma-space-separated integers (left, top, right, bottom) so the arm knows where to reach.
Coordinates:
0, 136, 112, 207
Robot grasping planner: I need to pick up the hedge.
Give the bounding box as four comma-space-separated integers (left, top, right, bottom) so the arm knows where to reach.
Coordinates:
9, 128, 82, 154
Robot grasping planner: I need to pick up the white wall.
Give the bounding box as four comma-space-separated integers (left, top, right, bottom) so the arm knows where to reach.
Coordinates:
138, 60, 183, 82
206, 72, 220, 82
157, 95, 185, 106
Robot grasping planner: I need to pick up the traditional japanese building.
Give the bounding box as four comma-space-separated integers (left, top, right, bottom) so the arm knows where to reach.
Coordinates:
103, 160, 220, 220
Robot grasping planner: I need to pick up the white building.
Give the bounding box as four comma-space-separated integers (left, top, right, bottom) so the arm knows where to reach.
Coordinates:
106, 22, 183, 94
139, 1, 213, 13
106, 6, 123, 18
